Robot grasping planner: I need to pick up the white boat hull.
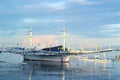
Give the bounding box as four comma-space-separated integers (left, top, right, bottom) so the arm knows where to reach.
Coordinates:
24, 54, 70, 63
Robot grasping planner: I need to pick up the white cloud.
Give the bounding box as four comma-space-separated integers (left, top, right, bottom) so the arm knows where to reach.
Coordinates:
19, 1, 66, 12
22, 2, 47, 9
15, 2, 48, 13
53, 19, 65, 23
47, 1, 66, 11
1, 31, 120, 48
0, 35, 59, 48
103, 24, 120, 29
22, 19, 39, 24
99, 23, 120, 38
0, 29, 29, 36
100, 23, 120, 33
69, 0, 96, 5
65, 34, 120, 49
110, 33, 120, 37
100, 29, 117, 33
22, 18, 65, 24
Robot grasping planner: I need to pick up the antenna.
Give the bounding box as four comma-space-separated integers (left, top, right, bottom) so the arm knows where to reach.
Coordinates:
63, 25, 66, 51
29, 28, 33, 47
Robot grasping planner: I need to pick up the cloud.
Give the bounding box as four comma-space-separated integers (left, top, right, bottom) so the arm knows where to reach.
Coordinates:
1, 31, 120, 48
103, 24, 120, 29
65, 34, 120, 48
17, 35, 59, 48
47, 1, 66, 11
18, 1, 66, 13
0, 31, 9, 36
17, 2, 48, 13
23, 2, 47, 9
103, 24, 120, 32
110, 33, 120, 37
99, 23, 120, 37
22, 18, 65, 24
100, 23, 120, 33
0, 34, 59, 48
53, 19, 65, 23
22, 19, 39, 24
68, 0, 96, 5
0, 29, 29, 36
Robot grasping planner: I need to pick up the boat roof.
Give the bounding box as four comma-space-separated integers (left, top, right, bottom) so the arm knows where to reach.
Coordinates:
41, 45, 68, 52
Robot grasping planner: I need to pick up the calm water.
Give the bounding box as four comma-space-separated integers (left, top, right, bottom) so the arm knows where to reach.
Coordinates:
0, 51, 120, 80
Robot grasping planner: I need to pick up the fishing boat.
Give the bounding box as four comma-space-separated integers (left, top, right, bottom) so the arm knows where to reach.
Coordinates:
24, 26, 70, 62
24, 45, 70, 62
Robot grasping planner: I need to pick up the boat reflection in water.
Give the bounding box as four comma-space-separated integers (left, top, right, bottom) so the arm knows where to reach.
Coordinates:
26, 61, 69, 70
21, 58, 114, 80
0, 57, 115, 80
23, 61, 69, 80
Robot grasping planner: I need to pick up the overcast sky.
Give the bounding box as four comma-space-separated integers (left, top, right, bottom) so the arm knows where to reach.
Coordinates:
0, 0, 120, 48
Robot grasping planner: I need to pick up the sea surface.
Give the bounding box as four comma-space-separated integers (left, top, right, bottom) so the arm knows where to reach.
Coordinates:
0, 51, 120, 80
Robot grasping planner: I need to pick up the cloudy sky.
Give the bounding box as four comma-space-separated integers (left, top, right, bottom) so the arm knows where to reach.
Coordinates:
0, 0, 120, 48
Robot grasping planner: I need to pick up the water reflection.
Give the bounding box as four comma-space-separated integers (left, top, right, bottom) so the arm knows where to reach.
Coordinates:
69, 58, 113, 80
0, 58, 116, 80
21, 59, 114, 80
24, 61, 69, 70
22, 61, 69, 80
